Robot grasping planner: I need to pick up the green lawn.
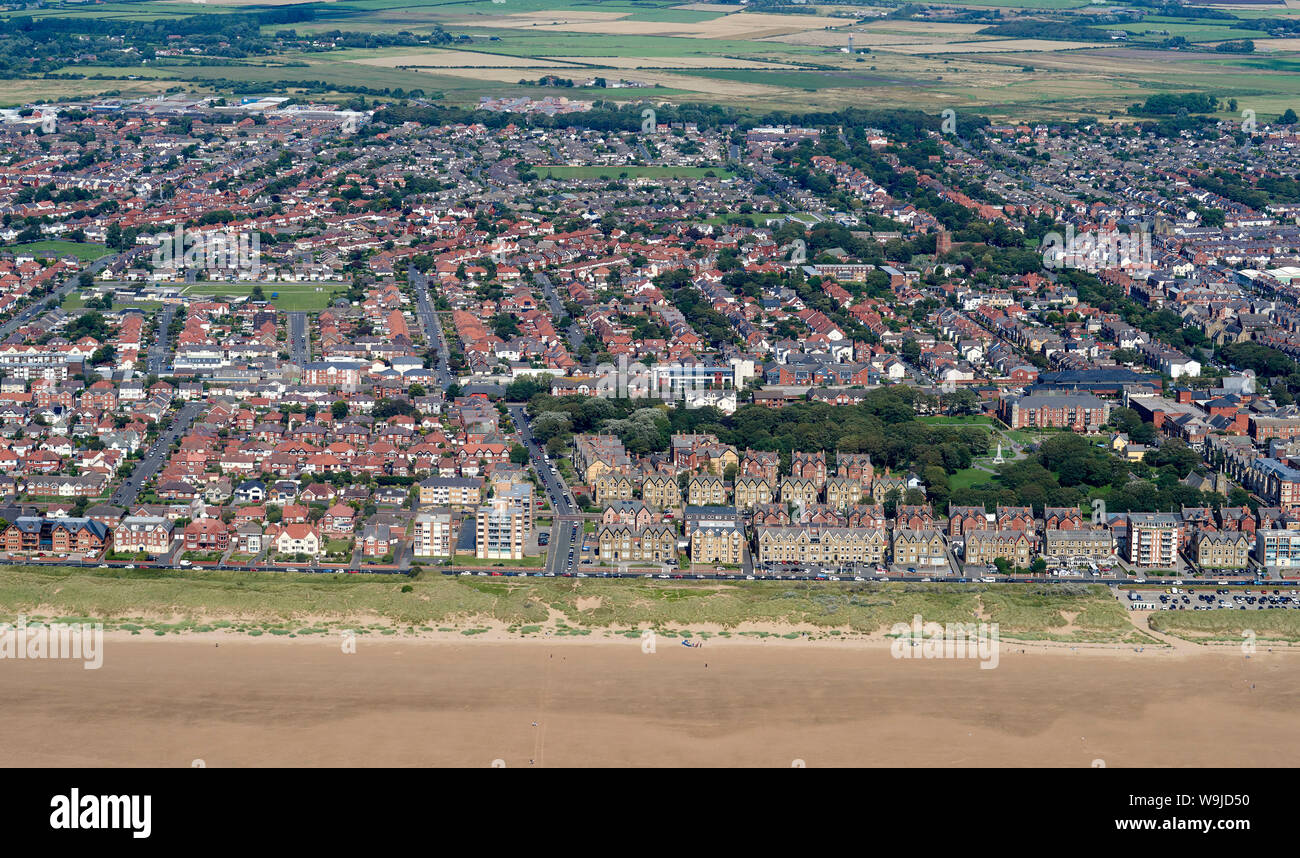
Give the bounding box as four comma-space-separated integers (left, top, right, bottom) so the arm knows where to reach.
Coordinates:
1, 240, 110, 261
949, 467, 995, 491
453, 553, 545, 567
179, 282, 341, 312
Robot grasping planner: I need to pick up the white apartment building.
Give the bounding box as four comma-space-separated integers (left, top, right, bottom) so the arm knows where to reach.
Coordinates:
413, 510, 453, 558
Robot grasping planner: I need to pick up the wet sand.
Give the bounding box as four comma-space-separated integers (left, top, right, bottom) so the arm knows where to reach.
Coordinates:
4, 635, 1298, 767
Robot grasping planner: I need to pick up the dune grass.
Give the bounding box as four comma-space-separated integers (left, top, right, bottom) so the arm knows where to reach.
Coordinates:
0, 564, 1150, 642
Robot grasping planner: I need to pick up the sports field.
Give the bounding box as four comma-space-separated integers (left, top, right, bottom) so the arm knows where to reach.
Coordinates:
179, 282, 341, 311
0, 241, 111, 261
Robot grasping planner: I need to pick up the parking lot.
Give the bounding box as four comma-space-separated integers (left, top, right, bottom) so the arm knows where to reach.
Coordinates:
1121, 585, 1300, 611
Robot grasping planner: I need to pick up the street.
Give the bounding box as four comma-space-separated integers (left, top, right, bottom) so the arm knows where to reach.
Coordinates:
508, 402, 579, 576
287, 311, 310, 367
109, 400, 205, 507
147, 304, 177, 375
533, 271, 584, 353
408, 265, 452, 387
0, 251, 127, 341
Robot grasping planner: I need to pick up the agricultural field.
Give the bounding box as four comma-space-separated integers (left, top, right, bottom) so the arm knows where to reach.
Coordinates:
2, 0, 1300, 119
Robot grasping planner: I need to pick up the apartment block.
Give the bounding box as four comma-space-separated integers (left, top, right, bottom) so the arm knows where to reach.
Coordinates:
413, 510, 453, 558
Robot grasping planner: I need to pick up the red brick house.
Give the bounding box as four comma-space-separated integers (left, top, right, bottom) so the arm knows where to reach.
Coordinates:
320, 503, 357, 536
184, 518, 230, 551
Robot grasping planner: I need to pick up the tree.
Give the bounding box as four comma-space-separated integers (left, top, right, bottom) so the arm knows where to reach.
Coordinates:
332, 400, 349, 420
940, 388, 979, 416
510, 443, 530, 466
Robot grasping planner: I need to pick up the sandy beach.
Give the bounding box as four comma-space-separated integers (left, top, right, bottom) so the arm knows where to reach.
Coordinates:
3, 632, 1298, 767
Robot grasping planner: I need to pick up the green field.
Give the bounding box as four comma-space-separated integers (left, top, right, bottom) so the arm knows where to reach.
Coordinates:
949, 467, 996, 492
1, 241, 111, 261
180, 282, 340, 311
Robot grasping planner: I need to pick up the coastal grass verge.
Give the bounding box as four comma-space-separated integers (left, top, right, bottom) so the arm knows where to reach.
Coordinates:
1150, 609, 1300, 644
0, 564, 1158, 644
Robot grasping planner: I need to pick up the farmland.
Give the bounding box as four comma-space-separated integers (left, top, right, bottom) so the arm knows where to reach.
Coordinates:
1, 0, 1299, 120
